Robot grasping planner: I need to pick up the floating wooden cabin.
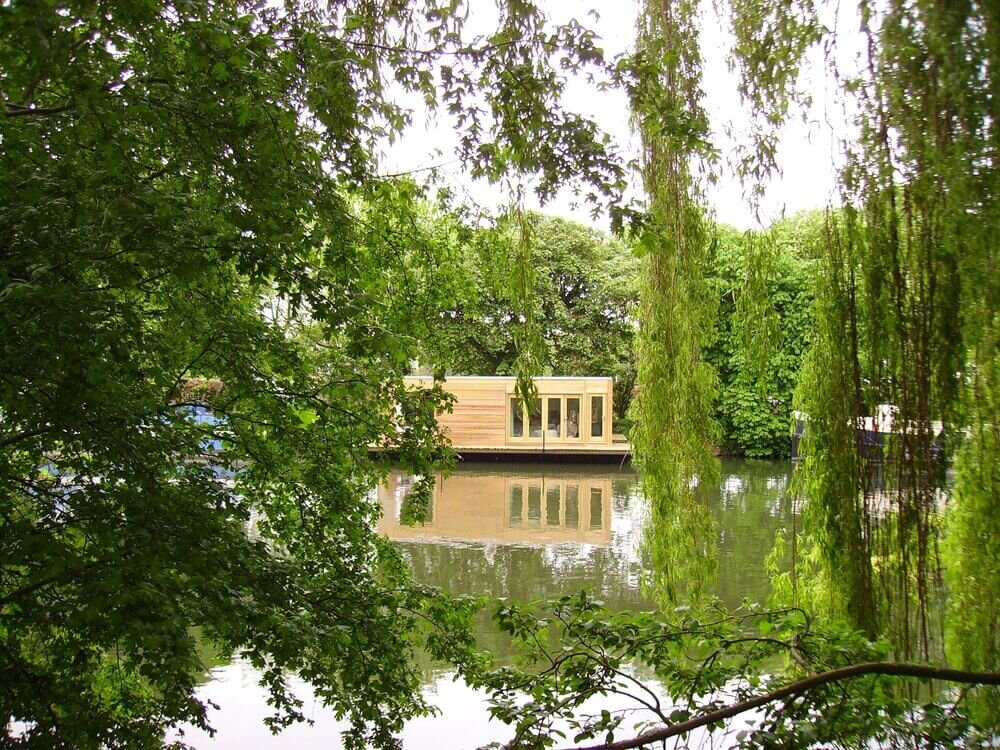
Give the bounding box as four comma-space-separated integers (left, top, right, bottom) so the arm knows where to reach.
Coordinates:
403, 375, 629, 459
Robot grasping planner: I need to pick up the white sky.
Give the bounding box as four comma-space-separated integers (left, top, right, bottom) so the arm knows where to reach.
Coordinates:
381, 0, 860, 232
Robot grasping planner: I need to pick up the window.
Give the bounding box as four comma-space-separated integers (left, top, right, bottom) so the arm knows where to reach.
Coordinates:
565, 398, 580, 438
546, 485, 561, 525
508, 391, 606, 442
510, 398, 524, 438
527, 485, 542, 524
546, 397, 562, 437
528, 398, 543, 437
509, 485, 523, 526
590, 395, 604, 439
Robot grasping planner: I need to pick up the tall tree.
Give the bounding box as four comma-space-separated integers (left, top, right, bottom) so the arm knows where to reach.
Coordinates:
422, 213, 639, 419
723, 0, 999, 723
791, 0, 998, 669
705, 219, 817, 458
0, 1, 625, 745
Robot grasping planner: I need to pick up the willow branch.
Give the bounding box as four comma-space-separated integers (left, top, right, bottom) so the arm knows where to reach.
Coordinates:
565, 663, 1000, 750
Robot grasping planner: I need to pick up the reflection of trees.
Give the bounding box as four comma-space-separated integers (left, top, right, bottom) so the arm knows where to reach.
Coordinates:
399, 537, 649, 669
191, 630, 232, 685
706, 460, 796, 606
640, 459, 795, 610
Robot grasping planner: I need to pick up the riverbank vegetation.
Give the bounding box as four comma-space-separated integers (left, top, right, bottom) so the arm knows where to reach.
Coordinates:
417, 210, 816, 456
2, 0, 996, 747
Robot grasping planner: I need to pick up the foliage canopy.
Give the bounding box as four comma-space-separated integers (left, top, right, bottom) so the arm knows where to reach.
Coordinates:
2, 0, 998, 746
420, 212, 640, 419
0, 0, 623, 745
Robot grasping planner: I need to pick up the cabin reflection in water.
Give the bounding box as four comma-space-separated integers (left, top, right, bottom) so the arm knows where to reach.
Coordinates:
377, 466, 613, 547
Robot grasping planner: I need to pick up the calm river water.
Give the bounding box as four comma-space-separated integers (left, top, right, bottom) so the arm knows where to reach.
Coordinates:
179, 459, 795, 748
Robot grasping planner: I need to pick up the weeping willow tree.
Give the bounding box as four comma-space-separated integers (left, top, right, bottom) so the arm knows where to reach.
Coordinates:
794, 0, 998, 667
627, 0, 998, 727
714, 0, 1000, 723
625, 0, 720, 605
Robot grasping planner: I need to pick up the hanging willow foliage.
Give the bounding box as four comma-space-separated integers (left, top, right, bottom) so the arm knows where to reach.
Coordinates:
508, 198, 546, 408
727, 0, 1000, 717
664, 0, 1000, 719
812, 0, 995, 661
727, 0, 822, 211
626, 0, 720, 605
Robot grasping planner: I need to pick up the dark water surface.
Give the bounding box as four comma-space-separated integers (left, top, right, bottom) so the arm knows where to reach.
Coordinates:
180, 459, 794, 748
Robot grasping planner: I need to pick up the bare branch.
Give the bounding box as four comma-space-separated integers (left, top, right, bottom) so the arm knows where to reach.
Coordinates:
0, 425, 53, 449
565, 663, 1000, 750
4, 103, 74, 118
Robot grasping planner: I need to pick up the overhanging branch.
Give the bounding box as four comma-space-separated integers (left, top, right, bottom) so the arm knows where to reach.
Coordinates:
4, 103, 74, 118
565, 662, 1000, 750
0, 425, 53, 448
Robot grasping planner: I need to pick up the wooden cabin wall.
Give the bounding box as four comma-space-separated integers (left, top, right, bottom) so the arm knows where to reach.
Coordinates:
404, 376, 615, 450
406, 377, 508, 447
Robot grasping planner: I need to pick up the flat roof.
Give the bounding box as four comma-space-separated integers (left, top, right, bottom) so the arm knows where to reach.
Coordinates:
404, 375, 614, 381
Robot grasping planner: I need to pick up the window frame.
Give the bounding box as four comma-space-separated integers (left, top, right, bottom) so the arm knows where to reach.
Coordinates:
589, 394, 606, 441
508, 393, 590, 442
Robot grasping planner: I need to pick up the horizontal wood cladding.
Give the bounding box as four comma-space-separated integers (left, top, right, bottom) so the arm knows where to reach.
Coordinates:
439, 405, 506, 446
404, 376, 616, 451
